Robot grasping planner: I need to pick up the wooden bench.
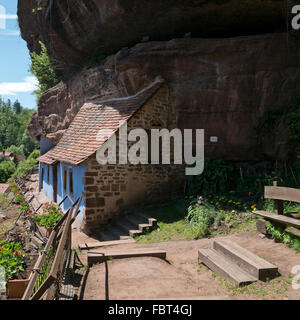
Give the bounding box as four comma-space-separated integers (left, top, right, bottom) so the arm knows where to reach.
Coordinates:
253, 181, 300, 237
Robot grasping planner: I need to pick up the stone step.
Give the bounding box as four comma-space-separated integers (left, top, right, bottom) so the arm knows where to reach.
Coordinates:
129, 229, 143, 238
148, 218, 158, 228
213, 239, 278, 281
120, 236, 132, 240
138, 223, 152, 233
198, 249, 257, 287
127, 212, 157, 232
134, 211, 158, 227
97, 212, 157, 241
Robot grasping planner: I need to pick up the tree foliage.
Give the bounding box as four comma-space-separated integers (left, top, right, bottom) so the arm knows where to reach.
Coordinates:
0, 98, 39, 182
30, 41, 61, 101
0, 98, 38, 157
0, 161, 16, 183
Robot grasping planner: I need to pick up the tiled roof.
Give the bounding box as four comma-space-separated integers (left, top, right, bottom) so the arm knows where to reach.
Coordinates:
0, 152, 12, 157
0, 152, 14, 161
0, 184, 9, 194
38, 77, 165, 166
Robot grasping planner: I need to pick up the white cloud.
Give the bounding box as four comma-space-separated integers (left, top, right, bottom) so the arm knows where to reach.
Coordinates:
0, 76, 39, 95
0, 14, 18, 20
0, 29, 20, 36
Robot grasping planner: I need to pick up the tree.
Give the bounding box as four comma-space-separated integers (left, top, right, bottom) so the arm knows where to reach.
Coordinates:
30, 41, 61, 101
13, 100, 22, 114
0, 161, 16, 183
20, 131, 39, 157
5, 145, 25, 165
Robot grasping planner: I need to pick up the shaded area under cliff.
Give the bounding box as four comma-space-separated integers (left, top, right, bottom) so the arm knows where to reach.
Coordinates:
18, 0, 289, 74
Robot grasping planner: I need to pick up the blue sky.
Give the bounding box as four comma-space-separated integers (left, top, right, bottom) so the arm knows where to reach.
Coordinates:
0, 0, 37, 109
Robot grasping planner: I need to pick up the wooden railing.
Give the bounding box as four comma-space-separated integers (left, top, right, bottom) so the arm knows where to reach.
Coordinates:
22, 195, 83, 300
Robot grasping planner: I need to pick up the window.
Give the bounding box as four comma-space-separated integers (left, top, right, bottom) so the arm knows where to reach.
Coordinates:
63, 167, 68, 194
69, 168, 74, 196
41, 167, 44, 191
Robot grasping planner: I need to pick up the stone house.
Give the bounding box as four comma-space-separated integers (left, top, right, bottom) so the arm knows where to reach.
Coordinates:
37, 78, 185, 233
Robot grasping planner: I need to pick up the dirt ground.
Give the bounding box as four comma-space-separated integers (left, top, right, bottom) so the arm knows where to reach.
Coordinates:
0, 198, 20, 241
72, 230, 300, 300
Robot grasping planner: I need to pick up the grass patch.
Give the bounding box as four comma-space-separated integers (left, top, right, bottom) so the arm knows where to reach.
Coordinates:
135, 200, 257, 244
215, 273, 292, 300
135, 202, 196, 243
0, 194, 11, 209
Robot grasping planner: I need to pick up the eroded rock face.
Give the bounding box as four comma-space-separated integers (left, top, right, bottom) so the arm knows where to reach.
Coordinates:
28, 33, 300, 161
18, 0, 287, 74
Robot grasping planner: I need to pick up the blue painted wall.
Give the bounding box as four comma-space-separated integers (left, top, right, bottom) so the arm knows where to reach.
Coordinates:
40, 135, 55, 156
39, 161, 86, 227
39, 162, 54, 200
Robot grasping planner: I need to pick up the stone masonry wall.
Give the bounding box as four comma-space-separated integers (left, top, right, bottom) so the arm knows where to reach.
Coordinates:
82, 85, 186, 232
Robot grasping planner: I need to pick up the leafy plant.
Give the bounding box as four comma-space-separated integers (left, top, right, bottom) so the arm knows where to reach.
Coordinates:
266, 221, 300, 252
256, 107, 285, 131
0, 161, 16, 183
8, 178, 30, 214
28, 202, 62, 228
12, 158, 38, 179
0, 241, 25, 280
30, 41, 61, 101
186, 158, 233, 196
186, 198, 217, 238
28, 150, 40, 161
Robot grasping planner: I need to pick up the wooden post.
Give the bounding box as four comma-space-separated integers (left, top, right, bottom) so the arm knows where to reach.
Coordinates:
273, 181, 284, 215
256, 220, 268, 235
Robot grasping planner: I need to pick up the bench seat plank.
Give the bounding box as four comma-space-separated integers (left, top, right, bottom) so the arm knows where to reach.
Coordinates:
265, 186, 300, 203
254, 211, 300, 229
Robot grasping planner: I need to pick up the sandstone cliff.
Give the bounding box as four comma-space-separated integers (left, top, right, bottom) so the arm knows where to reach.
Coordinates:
18, 0, 287, 74
18, 0, 300, 162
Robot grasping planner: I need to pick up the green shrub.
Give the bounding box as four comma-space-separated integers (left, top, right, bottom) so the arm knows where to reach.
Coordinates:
5, 145, 25, 158
0, 161, 16, 183
0, 241, 25, 280
266, 221, 300, 253
13, 158, 37, 179
28, 150, 40, 161
186, 198, 217, 238
30, 41, 61, 100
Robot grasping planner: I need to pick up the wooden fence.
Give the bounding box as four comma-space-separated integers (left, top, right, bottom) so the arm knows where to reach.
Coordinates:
22, 195, 83, 300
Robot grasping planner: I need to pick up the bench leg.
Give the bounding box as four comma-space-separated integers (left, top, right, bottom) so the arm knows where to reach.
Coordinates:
256, 219, 268, 235
273, 181, 284, 215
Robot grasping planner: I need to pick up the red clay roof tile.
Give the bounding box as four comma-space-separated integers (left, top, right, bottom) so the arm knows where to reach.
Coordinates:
38, 77, 165, 166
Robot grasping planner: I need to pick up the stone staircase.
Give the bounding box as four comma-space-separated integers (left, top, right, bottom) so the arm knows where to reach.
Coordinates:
198, 239, 279, 287
96, 211, 157, 241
